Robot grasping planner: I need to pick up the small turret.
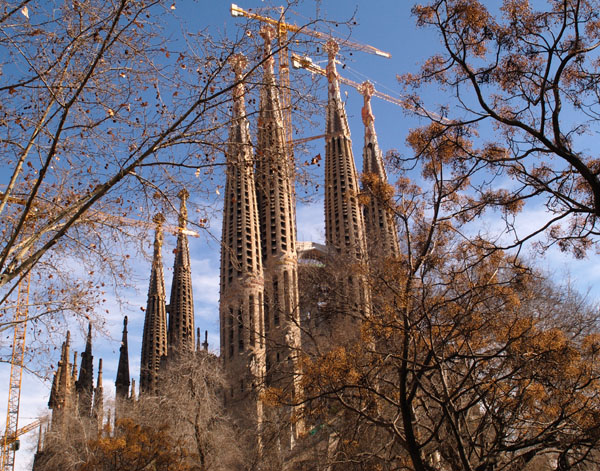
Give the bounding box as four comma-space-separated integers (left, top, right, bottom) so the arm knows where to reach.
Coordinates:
76, 323, 94, 417
130, 379, 137, 402
115, 316, 130, 401
202, 330, 209, 351
92, 359, 104, 434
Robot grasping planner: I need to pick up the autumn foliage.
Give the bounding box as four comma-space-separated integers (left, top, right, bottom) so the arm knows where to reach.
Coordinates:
400, 0, 600, 257
82, 419, 193, 471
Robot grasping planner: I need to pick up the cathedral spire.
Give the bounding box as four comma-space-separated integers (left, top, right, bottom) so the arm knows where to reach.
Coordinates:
49, 331, 74, 428
140, 214, 168, 395
325, 40, 351, 140
115, 316, 130, 401
167, 189, 195, 357
324, 40, 368, 259
323, 40, 371, 328
76, 322, 94, 416
92, 358, 104, 434
255, 26, 303, 443
219, 53, 266, 428
360, 81, 400, 259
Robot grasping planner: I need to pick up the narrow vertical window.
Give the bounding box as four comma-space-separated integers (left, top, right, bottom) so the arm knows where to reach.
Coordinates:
273, 279, 280, 326
283, 270, 290, 321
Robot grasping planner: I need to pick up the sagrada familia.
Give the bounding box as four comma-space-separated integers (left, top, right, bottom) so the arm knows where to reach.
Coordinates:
34, 26, 399, 462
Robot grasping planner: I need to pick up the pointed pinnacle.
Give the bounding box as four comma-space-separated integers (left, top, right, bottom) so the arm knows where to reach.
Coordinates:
97, 358, 103, 386
85, 322, 93, 352
177, 189, 189, 230
230, 53, 248, 78
62, 330, 71, 362
360, 81, 376, 127
153, 212, 165, 226
260, 26, 276, 64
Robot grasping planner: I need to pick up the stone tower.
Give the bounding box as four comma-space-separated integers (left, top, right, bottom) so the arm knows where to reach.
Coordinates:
219, 53, 266, 426
167, 189, 195, 357
255, 26, 301, 395
360, 81, 400, 259
115, 316, 130, 412
48, 331, 74, 428
92, 358, 104, 433
324, 40, 370, 324
75, 323, 94, 416
140, 214, 168, 395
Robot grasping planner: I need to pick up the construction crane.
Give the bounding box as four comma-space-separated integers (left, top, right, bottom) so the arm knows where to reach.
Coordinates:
231, 4, 392, 58
291, 53, 406, 108
85, 210, 200, 238
230, 3, 391, 155
1, 269, 31, 471
1, 418, 44, 452
0, 190, 198, 471
291, 53, 452, 124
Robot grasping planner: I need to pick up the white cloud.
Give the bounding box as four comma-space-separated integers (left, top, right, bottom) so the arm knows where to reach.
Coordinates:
296, 199, 325, 244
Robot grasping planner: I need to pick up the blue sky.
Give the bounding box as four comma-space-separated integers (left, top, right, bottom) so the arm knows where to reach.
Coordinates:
3, 1, 600, 469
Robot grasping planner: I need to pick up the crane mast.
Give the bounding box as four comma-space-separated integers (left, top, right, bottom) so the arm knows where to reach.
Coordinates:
1, 270, 31, 471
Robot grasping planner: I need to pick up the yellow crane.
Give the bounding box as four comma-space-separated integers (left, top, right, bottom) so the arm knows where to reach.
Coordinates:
291, 52, 452, 124
291, 53, 407, 108
1, 269, 32, 471
1, 418, 45, 453
230, 3, 391, 154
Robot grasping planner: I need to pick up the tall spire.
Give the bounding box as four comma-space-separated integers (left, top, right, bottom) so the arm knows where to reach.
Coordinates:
76, 323, 94, 417
255, 25, 303, 443
115, 316, 130, 401
140, 214, 168, 395
360, 81, 400, 259
92, 359, 104, 434
324, 40, 368, 259
167, 189, 195, 357
219, 53, 266, 428
324, 40, 370, 322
